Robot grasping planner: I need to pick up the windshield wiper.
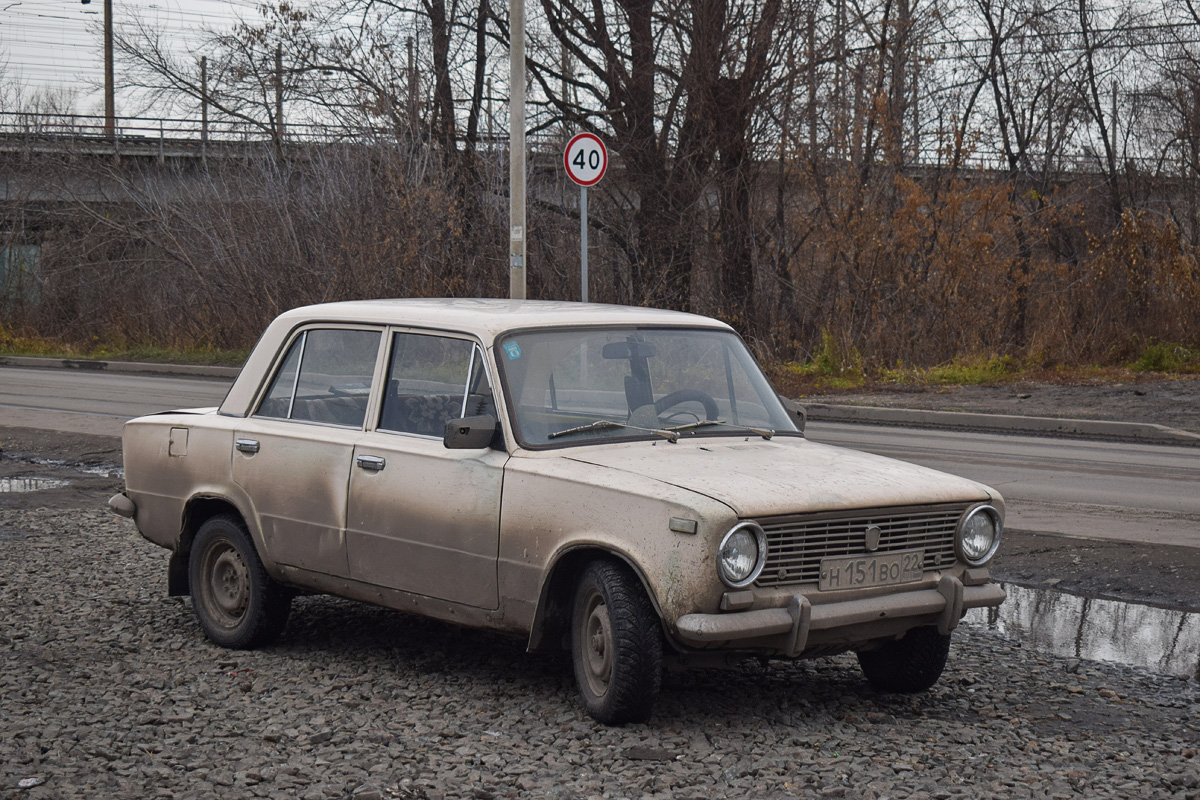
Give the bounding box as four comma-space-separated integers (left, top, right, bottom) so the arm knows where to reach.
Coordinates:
549, 419, 679, 443
665, 419, 775, 440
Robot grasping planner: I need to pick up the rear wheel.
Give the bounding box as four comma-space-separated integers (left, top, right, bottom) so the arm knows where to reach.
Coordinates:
857, 625, 951, 693
189, 514, 291, 649
571, 560, 663, 724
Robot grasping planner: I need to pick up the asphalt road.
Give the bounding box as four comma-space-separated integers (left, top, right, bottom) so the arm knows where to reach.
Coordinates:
0, 365, 230, 437
807, 420, 1200, 548
3, 365, 1198, 548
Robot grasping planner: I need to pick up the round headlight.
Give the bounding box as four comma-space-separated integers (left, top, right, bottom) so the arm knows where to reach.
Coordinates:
718, 522, 767, 588
958, 505, 1002, 565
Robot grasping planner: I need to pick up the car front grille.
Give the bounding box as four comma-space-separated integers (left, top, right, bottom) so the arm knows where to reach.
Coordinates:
753, 503, 968, 588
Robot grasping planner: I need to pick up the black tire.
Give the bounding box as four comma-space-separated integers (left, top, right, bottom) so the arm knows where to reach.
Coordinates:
857, 625, 951, 693
188, 514, 291, 649
571, 560, 663, 725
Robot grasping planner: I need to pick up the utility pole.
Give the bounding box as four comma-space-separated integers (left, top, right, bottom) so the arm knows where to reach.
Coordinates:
274, 44, 284, 140
104, 0, 114, 137
407, 36, 417, 134
806, 7, 816, 156
1111, 80, 1119, 164
509, 0, 527, 299
561, 43, 571, 145
80, 0, 115, 135
200, 55, 209, 154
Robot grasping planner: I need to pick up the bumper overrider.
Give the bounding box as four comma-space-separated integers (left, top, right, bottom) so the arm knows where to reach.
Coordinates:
674, 574, 1005, 657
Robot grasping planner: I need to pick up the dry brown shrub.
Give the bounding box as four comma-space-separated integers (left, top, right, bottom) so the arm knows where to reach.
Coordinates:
1027, 211, 1200, 364
4, 146, 1199, 369
6, 145, 510, 349
771, 161, 1200, 370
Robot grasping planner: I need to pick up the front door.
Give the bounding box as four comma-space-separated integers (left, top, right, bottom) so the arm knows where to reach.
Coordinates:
345, 331, 506, 609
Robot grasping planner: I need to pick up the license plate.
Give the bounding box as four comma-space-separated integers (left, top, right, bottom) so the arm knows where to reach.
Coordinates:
818, 550, 924, 591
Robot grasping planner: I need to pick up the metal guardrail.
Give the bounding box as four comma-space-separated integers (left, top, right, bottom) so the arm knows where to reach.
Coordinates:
0, 111, 392, 144
0, 110, 561, 156
0, 110, 1188, 177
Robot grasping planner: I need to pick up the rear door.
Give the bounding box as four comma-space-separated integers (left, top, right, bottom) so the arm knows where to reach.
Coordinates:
233, 326, 383, 578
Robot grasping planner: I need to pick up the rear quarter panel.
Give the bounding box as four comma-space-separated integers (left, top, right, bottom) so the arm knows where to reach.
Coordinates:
123, 411, 248, 552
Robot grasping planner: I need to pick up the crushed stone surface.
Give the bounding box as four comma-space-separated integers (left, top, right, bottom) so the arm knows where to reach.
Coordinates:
2, 508, 1199, 799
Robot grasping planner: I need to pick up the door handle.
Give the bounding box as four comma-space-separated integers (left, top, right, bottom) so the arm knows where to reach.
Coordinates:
356, 455, 386, 471
235, 438, 260, 454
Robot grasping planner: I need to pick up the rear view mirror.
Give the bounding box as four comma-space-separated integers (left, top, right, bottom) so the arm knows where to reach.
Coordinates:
602, 341, 657, 360
444, 415, 498, 449
780, 397, 807, 433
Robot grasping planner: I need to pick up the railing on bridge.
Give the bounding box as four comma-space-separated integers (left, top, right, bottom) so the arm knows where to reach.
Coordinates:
0, 110, 419, 154
0, 110, 1183, 178
0, 110, 553, 157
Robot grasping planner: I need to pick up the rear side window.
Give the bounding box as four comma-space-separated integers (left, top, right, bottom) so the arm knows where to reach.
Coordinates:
255, 329, 381, 428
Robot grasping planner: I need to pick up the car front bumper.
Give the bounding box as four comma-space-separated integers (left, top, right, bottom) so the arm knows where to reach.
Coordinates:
674, 575, 1005, 657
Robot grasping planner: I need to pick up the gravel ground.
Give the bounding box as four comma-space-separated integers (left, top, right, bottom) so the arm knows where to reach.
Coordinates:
2, 508, 1198, 800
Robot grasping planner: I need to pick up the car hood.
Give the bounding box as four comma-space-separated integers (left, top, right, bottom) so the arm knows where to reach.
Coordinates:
561, 436, 994, 518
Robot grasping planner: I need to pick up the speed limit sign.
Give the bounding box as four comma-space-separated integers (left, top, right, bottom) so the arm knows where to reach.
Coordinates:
564, 133, 608, 186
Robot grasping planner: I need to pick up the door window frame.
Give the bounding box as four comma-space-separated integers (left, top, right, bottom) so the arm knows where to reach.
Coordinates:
371, 327, 498, 440
249, 323, 388, 431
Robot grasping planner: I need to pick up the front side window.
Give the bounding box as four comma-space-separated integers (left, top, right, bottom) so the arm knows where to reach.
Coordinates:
255, 328, 381, 428
379, 332, 494, 436
494, 327, 797, 447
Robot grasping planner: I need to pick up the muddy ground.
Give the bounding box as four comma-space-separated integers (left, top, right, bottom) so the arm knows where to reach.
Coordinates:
4, 377, 1200, 615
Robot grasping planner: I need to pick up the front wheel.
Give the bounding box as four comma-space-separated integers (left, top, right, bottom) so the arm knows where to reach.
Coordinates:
189, 514, 291, 649
571, 560, 663, 724
857, 625, 951, 693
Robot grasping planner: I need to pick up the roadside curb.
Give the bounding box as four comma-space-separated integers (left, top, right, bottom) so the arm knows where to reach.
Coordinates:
0, 355, 241, 379
803, 402, 1200, 447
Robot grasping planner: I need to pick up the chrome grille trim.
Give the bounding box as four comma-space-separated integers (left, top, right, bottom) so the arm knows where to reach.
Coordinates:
753, 503, 969, 588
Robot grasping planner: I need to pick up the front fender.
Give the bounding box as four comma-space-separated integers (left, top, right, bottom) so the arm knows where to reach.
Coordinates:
499, 452, 739, 641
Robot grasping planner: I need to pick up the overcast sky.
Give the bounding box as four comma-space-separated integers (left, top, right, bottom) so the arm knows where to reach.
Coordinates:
1, 0, 253, 116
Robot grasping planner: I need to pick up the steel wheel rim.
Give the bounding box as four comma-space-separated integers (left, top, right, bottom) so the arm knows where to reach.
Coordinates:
202, 539, 249, 628
580, 591, 613, 697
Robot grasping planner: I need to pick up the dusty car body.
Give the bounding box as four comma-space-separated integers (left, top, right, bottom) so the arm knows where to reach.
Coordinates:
112, 299, 1005, 723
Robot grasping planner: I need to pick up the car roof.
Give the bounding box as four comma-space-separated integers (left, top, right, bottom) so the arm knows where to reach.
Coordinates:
273, 298, 732, 338
219, 299, 734, 417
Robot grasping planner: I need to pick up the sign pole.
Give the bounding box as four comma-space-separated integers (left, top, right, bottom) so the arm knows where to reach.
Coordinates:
580, 185, 588, 303
563, 132, 607, 304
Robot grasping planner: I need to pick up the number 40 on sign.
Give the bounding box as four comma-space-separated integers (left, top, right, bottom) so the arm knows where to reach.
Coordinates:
564, 133, 607, 186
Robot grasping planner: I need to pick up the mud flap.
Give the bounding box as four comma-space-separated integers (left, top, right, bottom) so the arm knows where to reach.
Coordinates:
168, 550, 190, 596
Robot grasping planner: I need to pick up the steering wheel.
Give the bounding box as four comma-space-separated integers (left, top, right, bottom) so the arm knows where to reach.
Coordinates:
653, 389, 720, 421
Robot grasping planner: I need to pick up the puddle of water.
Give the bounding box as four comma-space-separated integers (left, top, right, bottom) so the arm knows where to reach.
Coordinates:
0, 476, 73, 493
967, 583, 1200, 679
29, 457, 123, 479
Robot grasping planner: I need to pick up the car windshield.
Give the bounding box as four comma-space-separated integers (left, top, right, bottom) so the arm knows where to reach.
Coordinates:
494, 327, 799, 447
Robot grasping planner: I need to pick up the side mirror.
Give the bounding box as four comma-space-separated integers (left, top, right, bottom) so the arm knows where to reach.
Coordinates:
444, 414, 498, 449
780, 397, 807, 433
